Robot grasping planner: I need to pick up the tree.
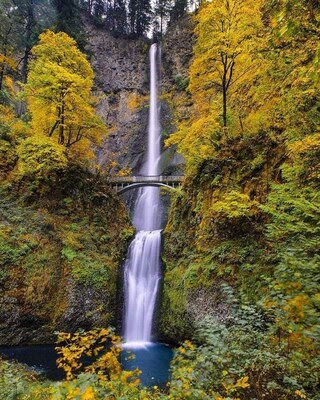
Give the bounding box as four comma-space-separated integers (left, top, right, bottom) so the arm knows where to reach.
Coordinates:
92, 0, 105, 23
166, 0, 265, 174
154, 0, 172, 37
190, 0, 264, 127
170, 0, 188, 22
112, 0, 127, 35
51, 0, 86, 48
0, 0, 17, 93
24, 30, 105, 161
128, 0, 152, 37
105, 0, 128, 36
0, 0, 54, 89
13, 0, 37, 83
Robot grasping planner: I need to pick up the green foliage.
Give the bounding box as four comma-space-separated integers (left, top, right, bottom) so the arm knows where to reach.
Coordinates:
174, 75, 189, 92
0, 138, 16, 179
169, 294, 320, 400
70, 255, 112, 289
0, 166, 132, 334
52, 0, 86, 48
0, 358, 50, 400
128, 0, 152, 36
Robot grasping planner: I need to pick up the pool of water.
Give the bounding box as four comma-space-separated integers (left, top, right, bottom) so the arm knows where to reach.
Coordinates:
0, 342, 173, 386
0, 345, 64, 380
121, 342, 173, 387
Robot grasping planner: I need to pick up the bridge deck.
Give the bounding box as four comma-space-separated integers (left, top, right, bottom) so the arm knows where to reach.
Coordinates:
109, 176, 184, 194
109, 175, 183, 184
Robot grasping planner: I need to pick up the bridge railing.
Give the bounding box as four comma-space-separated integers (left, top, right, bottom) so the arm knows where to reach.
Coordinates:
109, 175, 183, 183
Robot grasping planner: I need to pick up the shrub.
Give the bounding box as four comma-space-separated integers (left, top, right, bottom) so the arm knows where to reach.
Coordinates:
17, 136, 68, 179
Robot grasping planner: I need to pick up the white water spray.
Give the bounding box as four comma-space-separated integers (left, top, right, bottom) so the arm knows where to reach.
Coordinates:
123, 44, 162, 345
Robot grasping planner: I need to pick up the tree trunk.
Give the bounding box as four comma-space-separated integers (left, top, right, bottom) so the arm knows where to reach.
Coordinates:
0, 66, 5, 91
222, 83, 227, 127
22, 0, 35, 83
59, 102, 65, 144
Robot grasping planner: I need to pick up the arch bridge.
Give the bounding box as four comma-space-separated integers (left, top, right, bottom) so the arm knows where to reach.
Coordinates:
109, 175, 183, 194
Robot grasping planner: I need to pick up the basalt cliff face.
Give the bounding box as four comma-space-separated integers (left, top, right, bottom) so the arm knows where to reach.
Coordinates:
86, 17, 194, 176
86, 23, 150, 174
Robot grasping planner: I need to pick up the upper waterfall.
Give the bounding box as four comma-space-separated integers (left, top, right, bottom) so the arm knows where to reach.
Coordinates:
133, 43, 162, 232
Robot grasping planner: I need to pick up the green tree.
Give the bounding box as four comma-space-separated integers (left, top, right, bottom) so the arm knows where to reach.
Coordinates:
0, 0, 18, 93
154, 0, 172, 37
170, 0, 188, 22
51, 0, 86, 48
128, 0, 152, 37
105, 0, 128, 36
0, 0, 54, 90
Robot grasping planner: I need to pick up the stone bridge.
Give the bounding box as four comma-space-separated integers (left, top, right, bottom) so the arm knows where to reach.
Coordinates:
109, 175, 184, 194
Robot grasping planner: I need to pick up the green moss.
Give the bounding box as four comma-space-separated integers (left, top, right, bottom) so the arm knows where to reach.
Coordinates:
174, 75, 190, 92
70, 255, 113, 289
0, 167, 133, 340
159, 261, 191, 342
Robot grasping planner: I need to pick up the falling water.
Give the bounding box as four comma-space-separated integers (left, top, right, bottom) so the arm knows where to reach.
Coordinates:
123, 44, 162, 345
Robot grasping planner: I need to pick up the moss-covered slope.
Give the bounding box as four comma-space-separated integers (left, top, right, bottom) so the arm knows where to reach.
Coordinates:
0, 170, 133, 344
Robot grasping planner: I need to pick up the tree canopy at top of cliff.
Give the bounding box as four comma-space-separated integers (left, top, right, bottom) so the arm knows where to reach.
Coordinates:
0, 0, 191, 61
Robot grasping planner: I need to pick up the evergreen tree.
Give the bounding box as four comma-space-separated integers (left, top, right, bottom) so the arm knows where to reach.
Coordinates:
105, 0, 127, 35
170, 0, 188, 22
128, 0, 152, 37
93, 0, 105, 23
13, 0, 37, 83
0, 0, 17, 93
51, 0, 86, 48
154, 0, 172, 37
112, 0, 127, 36
0, 0, 53, 89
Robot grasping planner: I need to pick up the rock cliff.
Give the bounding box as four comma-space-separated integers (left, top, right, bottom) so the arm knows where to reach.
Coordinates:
85, 17, 194, 176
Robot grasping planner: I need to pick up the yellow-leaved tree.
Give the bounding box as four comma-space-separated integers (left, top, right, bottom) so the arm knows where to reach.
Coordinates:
167, 0, 265, 173
24, 30, 105, 163
191, 0, 264, 128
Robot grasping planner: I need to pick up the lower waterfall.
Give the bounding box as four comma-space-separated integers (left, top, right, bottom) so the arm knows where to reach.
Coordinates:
123, 230, 162, 344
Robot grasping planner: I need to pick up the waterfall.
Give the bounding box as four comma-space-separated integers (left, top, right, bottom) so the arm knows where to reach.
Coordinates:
123, 44, 162, 345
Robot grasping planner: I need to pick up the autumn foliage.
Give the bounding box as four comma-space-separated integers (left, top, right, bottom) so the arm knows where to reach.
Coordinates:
25, 30, 105, 163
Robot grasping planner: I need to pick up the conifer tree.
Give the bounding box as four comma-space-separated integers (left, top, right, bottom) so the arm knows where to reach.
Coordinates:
13, 0, 37, 83
51, 0, 86, 48
128, 0, 152, 37
93, 0, 105, 23
170, 0, 188, 22
0, 0, 17, 93
105, 0, 127, 35
154, 0, 172, 36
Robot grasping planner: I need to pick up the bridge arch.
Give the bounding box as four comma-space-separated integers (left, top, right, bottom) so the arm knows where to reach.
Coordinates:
108, 175, 183, 194
117, 182, 179, 194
